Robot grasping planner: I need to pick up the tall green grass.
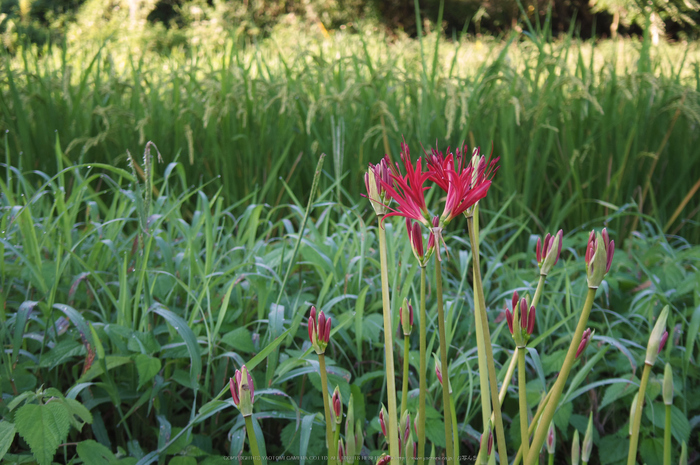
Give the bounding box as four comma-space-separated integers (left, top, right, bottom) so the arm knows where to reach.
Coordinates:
1, 28, 699, 244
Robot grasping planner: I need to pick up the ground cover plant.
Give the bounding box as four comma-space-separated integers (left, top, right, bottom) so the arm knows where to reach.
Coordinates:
1, 7, 700, 465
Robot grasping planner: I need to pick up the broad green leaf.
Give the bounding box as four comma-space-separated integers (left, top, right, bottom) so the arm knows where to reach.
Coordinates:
299, 414, 316, 465
150, 304, 202, 389
0, 421, 16, 461
135, 354, 162, 389
221, 327, 255, 354
15, 402, 71, 465
168, 457, 197, 465
76, 439, 116, 465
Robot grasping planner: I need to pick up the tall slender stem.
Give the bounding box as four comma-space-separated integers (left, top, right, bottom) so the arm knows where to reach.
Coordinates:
627, 364, 652, 465
518, 347, 530, 460
532, 275, 546, 309
401, 334, 410, 415
664, 404, 672, 465
475, 349, 519, 464
319, 354, 334, 465
417, 266, 427, 465
548, 453, 554, 465
512, 384, 555, 465
435, 253, 454, 464
450, 390, 459, 461
333, 420, 340, 464
467, 215, 508, 464
525, 287, 597, 465
244, 416, 263, 465
474, 274, 492, 430
378, 218, 400, 465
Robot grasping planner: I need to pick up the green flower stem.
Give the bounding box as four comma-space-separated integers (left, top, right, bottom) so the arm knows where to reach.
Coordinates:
532, 274, 546, 309
548, 453, 554, 465
518, 346, 530, 460
664, 404, 672, 465
378, 218, 400, 465
473, 264, 492, 430
475, 349, 518, 464
525, 287, 597, 465
333, 421, 340, 464
627, 363, 652, 465
318, 353, 334, 465
512, 383, 555, 465
450, 389, 459, 461
435, 252, 454, 464
401, 332, 410, 415
418, 265, 427, 465
467, 214, 508, 464
244, 415, 264, 465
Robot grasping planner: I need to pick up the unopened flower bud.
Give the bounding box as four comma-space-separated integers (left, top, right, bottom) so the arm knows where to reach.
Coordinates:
345, 395, 356, 460
365, 157, 392, 216
576, 328, 594, 359
645, 305, 669, 366
330, 386, 342, 427
376, 454, 391, 465
406, 219, 433, 266
405, 439, 416, 465
399, 410, 411, 450
401, 297, 414, 336
309, 306, 332, 354
585, 228, 615, 288
546, 421, 556, 454
355, 419, 364, 456
379, 404, 388, 438
679, 441, 688, 465
337, 438, 345, 464
537, 229, 564, 276
663, 363, 674, 406
571, 429, 580, 465
479, 419, 493, 458
582, 413, 593, 463
629, 392, 639, 436
229, 365, 255, 417
659, 331, 669, 353
433, 354, 452, 393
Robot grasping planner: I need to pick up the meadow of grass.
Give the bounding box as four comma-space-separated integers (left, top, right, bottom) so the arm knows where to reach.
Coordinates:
1, 18, 700, 465
1, 24, 699, 245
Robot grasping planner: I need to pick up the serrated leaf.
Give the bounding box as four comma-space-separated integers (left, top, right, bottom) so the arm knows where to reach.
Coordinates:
0, 421, 16, 461
598, 435, 629, 465
425, 419, 446, 448
63, 397, 93, 427
135, 354, 162, 389
15, 402, 71, 465
76, 439, 116, 465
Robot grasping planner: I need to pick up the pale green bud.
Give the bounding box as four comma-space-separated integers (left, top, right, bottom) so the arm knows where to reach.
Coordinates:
629, 392, 639, 436
345, 395, 356, 460
663, 363, 674, 405
645, 305, 669, 366
571, 429, 580, 465
582, 412, 593, 463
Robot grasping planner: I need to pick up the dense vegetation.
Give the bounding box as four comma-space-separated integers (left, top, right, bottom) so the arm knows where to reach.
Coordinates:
1, 3, 699, 464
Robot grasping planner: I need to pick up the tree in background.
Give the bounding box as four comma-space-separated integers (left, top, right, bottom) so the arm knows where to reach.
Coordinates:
590, 0, 699, 41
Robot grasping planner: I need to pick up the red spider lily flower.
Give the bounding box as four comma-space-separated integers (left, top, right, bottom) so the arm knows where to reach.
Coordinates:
308, 306, 331, 354
378, 142, 434, 228
536, 229, 564, 275
426, 145, 499, 224
507, 294, 535, 346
